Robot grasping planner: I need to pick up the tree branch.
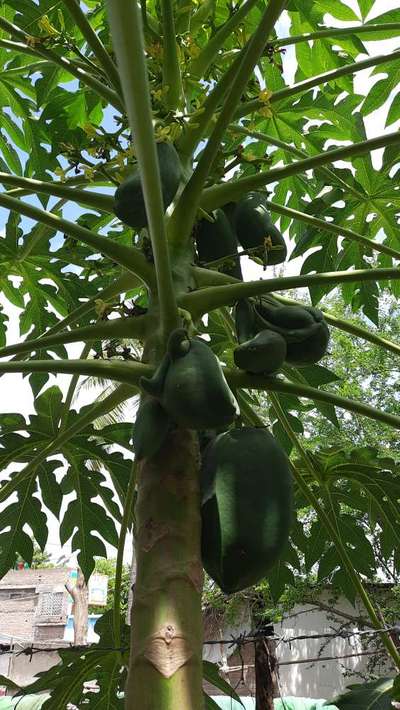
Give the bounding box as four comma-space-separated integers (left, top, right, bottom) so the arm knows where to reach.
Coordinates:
265, 201, 400, 261
161, 0, 183, 110
170, 0, 287, 247
0, 192, 155, 289
107, 0, 179, 341
188, 0, 259, 78
0, 172, 115, 213
0, 358, 152, 385
0, 315, 148, 359
235, 49, 400, 120
232, 125, 366, 200
273, 23, 400, 48
177, 48, 246, 161
200, 131, 400, 211
179, 267, 400, 317
62, 0, 122, 92
228, 372, 400, 430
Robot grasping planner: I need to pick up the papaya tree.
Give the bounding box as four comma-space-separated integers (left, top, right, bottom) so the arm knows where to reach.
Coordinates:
0, 1, 400, 708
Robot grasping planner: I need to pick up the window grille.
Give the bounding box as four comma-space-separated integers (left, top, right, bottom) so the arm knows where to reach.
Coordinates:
38, 591, 64, 616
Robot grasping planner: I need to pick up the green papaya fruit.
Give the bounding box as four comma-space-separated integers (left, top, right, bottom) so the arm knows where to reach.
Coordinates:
234, 298, 256, 344
113, 142, 182, 230
132, 397, 172, 460
201, 427, 292, 593
195, 208, 242, 280
234, 330, 287, 375
285, 320, 330, 366
140, 328, 239, 430
254, 300, 330, 366
234, 192, 287, 266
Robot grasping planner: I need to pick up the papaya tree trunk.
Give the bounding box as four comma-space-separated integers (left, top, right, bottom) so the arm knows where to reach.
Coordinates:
125, 429, 204, 708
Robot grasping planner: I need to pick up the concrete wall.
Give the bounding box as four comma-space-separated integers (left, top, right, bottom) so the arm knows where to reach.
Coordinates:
204, 591, 393, 699
1, 651, 60, 690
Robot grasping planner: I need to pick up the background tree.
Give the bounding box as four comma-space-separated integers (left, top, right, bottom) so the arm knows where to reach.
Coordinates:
0, 1, 399, 708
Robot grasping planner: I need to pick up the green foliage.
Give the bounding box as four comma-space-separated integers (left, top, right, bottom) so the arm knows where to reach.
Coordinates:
329, 677, 395, 709
203, 661, 244, 707
0, 0, 400, 706
18, 611, 128, 709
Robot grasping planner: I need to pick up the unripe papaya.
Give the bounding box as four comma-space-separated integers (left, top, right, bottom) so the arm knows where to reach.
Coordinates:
201, 427, 292, 593
234, 192, 287, 266
140, 328, 239, 430
195, 208, 242, 280
132, 397, 172, 460
234, 298, 256, 344
113, 142, 182, 230
234, 330, 286, 374
254, 300, 330, 366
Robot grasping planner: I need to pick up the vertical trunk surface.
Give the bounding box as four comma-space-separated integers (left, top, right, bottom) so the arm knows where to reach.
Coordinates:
255, 636, 278, 710
66, 568, 88, 646
125, 429, 204, 709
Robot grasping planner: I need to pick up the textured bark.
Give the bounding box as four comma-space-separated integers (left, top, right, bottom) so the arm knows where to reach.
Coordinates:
65, 568, 88, 646
255, 637, 278, 710
125, 429, 204, 709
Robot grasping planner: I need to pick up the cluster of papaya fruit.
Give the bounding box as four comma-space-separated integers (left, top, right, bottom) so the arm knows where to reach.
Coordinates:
132, 326, 292, 593
195, 191, 287, 277
132, 326, 293, 594
234, 296, 330, 374
113, 142, 329, 594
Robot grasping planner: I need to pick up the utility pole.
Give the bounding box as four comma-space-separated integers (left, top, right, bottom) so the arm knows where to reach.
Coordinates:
65, 568, 88, 645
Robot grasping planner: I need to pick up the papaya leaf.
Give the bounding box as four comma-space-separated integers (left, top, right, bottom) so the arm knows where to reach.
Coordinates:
204, 695, 222, 709
203, 661, 244, 706
60, 458, 119, 580
0, 469, 50, 578
268, 561, 295, 602
328, 677, 394, 709
18, 611, 128, 709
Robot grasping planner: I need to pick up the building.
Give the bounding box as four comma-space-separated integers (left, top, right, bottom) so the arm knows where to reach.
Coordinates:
0, 568, 107, 692
0, 568, 70, 644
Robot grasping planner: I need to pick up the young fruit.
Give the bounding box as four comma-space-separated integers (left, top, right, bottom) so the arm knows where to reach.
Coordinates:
234, 298, 256, 344
132, 397, 172, 460
113, 142, 182, 230
140, 328, 239, 430
254, 300, 330, 366
234, 330, 287, 374
234, 192, 287, 266
201, 427, 292, 593
195, 208, 242, 280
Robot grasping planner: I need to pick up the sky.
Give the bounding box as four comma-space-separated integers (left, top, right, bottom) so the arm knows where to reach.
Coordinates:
0, 1, 399, 565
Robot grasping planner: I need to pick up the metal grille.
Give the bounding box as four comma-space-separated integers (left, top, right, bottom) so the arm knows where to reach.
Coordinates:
38, 591, 64, 616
